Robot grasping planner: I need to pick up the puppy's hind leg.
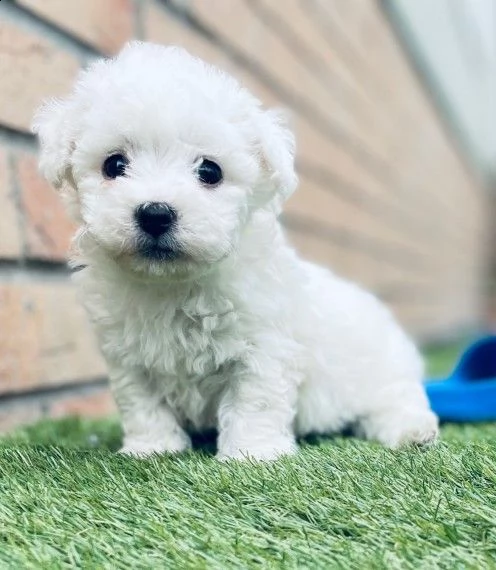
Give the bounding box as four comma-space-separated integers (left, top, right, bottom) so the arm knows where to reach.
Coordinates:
355, 381, 439, 449
110, 366, 191, 458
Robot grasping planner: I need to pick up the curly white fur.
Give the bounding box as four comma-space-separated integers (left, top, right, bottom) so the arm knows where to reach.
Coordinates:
33, 42, 438, 460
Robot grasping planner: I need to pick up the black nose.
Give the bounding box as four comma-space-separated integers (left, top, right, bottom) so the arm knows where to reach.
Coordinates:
135, 202, 177, 238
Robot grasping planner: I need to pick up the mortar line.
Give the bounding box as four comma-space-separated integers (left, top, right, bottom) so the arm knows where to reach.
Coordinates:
0, 125, 37, 152
0, 377, 109, 409
0, 259, 71, 282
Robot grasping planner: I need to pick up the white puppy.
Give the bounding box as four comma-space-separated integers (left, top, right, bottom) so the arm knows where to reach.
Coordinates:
33, 42, 438, 460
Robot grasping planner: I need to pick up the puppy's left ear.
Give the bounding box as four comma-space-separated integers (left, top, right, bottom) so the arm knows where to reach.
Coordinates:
256, 109, 298, 210
32, 97, 78, 190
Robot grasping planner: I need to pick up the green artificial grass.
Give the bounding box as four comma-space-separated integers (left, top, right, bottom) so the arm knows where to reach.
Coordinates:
1, 348, 495, 568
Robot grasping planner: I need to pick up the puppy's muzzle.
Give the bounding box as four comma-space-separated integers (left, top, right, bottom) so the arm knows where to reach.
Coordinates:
135, 202, 177, 239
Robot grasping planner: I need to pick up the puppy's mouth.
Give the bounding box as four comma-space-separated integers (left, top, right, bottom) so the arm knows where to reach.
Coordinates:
136, 234, 182, 262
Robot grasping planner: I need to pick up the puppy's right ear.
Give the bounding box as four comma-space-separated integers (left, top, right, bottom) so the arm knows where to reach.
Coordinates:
32, 97, 77, 189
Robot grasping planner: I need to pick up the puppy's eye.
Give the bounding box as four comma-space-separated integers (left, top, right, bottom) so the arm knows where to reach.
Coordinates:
102, 154, 129, 179
197, 158, 223, 187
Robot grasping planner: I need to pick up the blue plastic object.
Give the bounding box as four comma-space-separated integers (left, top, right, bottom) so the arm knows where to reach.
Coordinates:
425, 336, 496, 422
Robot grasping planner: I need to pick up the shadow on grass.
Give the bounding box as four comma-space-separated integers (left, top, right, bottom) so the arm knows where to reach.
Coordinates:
2, 415, 358, 457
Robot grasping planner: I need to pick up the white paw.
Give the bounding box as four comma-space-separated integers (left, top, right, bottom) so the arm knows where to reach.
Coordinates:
119, 431, 192, 458
372, 409, 439, 449
216, 437, 297, 462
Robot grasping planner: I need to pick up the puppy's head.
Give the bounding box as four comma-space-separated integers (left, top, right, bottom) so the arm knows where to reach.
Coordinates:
33, 42, 297, 277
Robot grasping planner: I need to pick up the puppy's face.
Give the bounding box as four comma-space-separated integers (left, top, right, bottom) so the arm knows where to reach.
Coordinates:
33, 43, 297, 277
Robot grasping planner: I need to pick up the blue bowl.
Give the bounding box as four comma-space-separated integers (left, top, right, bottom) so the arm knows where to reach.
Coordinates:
425, 336, 496, 422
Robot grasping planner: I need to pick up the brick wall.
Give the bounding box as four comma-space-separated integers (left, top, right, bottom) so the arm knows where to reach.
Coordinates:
0, 0, 490, 431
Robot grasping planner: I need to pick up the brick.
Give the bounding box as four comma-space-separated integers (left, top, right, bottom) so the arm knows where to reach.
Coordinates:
283, 227, 413, 296
0, 283, 106, 394
16, 153, 75, 261
0, 148, 22, 258
0, 22, 80, 132
18, 0, 133, 54
313, 0, 409, 121
286, 175, 425, 259
145, 5, 284, 111
255, 0, 395, 155
145, 4, 230, 69
285, 216, 430, 295
286, 228, 352, 278
50, 388, 116, 419
146, 4, 284, 108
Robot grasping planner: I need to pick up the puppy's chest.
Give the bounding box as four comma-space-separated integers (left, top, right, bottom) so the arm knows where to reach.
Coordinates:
100, 293, 246, 380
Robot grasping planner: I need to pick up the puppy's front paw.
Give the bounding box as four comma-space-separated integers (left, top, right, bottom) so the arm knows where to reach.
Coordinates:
119, 431, 192, 458
216, 436, 297, 462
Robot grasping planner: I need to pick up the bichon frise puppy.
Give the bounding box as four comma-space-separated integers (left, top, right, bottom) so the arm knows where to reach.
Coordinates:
33, 42, 438, 460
